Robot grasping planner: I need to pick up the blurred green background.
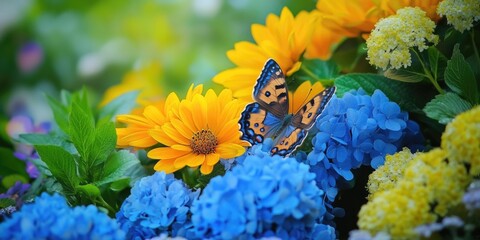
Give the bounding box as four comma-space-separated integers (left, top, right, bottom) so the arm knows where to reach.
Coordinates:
0, 0, 315, 108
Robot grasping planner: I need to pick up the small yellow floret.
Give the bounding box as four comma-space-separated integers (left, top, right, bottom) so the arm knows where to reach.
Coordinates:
437, 0, 480, 33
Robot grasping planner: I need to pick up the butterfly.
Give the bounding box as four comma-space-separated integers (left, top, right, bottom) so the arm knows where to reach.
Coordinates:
239, 59, 336, 157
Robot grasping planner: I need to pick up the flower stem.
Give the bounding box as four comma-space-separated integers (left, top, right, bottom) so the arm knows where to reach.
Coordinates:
413, 48, 444, 94
97, 196, 116, 214
300, 63, 334, 86
471, 31, 480, 68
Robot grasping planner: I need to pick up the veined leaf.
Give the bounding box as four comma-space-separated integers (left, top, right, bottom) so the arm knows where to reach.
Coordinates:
90, 120, 116, 168
35, 145, 79, 194
423, 92, 473, 124
19, 133, 76, 154
46, 95, 70, 135
69, 101, 95, 168
384, 69, 425, 83
445, 44, 478, 104
335, 73, 421, 112
94, 150, 141, 186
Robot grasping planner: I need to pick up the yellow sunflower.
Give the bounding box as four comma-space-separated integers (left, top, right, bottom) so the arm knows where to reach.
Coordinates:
213, 7, 318, 101
304, 11, 344, 60
289, 81, 325, 114
147, 89, 249, 175
115, 84, 203, 148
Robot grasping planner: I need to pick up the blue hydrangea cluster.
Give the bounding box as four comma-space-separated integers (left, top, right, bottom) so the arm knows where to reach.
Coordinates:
307, 89, 423, 182
0, 192, 124, 239
191, 141, 336, 240
116, 172, 199, 239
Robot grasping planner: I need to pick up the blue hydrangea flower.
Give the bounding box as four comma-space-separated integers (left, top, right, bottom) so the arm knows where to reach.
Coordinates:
0, 192, 124, 239
116, 172, 199, 239
191, 142, 335, 240
307, 89, 423, 182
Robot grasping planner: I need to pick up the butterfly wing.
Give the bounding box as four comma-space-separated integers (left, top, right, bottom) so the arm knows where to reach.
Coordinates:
270, 126, 307, 156
239, 59, 289, 144
239, 102, 283, 144
271, 87, 336, 156
291, 86, 336, 130
252, 59, 289, 117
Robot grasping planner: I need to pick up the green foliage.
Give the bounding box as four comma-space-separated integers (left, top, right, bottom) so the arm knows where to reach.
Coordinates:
423, 92, 473, 124
335, 73, 421, 112
444, 44, 479, 105
20, 89, 145, 215
0, 147, 28, 191
98, 90, 139, 120
293, 58, 340, 88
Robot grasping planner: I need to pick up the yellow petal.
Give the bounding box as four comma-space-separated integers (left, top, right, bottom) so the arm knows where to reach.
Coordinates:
191, 94, 207, 130
171, 118, 194, 140
149, 129, 178, 146
154, 158, 177, 174
205, 89, 220, 131
162, 123, 191, 145
171, 144, 192, 151
147, 147, 190, 159
116, 115, 152, 127
200, 162, 214, 175
143, 106, 166, 125
186, 154, 206, 167
174, 152, 195, 169
205, 153, 220, 166
217, 119, 241, 143
178, 101, 197, 133
216, 143, 246, 159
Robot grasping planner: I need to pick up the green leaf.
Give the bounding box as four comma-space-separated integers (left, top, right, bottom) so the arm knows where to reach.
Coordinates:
35, 145, 79, 194
19, 133, 76, 154
293, 58, 339, 88
196, 163, 226, 189
331, 38, 366, 72
0, 198, 15, 208
0, 147, 27, 177
91, 120, 116, 166
427, 47, 447, 82
98, 90, 139, 120
444, 44, 479, 104
69, 101, 95, 165
76, 184, 101, 199
46, 95, 70, 134
335, 73, 421, 112
1, 174, 29, 189
109, 178, 131, 192
94, 150, 140, 186
423, 92, 473, 124
384, 69, 425, 83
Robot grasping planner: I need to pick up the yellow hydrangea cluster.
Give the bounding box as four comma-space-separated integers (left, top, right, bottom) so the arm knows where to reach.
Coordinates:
404, 149, 469, 215
442, 105, 480, 176
360, 148, 470, 237
358, 179, 435, 238
367, 148, 416, 197
437, 0, 480, 33
366, 7, 439, 70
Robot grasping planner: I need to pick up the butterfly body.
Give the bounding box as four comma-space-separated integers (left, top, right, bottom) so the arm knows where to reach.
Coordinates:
239, 59, 336, 157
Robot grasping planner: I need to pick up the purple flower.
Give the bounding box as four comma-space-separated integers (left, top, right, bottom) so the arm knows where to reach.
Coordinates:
6, 115, 51, 178
0, 181, 30, 209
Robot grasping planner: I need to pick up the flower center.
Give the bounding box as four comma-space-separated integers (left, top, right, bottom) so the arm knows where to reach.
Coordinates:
190, 129, 218, 155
